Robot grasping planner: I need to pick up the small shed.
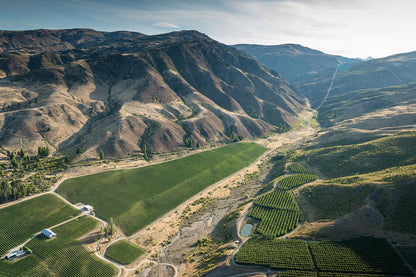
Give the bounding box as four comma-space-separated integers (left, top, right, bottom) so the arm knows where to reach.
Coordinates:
81, 205, 94, 212
6, 250, 26, 260
41, 229, 57, 239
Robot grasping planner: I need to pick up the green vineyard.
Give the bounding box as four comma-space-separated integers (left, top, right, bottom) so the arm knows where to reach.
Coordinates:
254, 189, 299, 210
0, 255, 53, 277
0, 194, 80, 257
249, 206, 302, 236
318, 273, 394, 277
277, 174, 317, 190
27, 216, 116, 277
288, 162, 313, 175
105, 240, 145, 265
309, 237, 413, 276
246, 161, 318, 237
278, 271, 317, 277
235, 237, 412, 276
235, 238, 315, 271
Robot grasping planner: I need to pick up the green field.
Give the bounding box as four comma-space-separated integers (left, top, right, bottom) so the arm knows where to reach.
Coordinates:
105, 240, 145, 265
246, 160, 318, 237
288, 162, 313, 175
57, 142, 266, 235
0, 194, 80, 257
318, 273, 393, 277
309, 237, 412, 276
235, 238, 314, 271
0, 255, 53, 277
277, 174, 317, 189
27, 216, 116, 277
255, 189, 299, 210
249, 206, 302, 236
278, 271, 317, 277
236, 237, 412, 276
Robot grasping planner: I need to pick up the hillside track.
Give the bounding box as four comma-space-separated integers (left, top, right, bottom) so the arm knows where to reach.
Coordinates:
316, 62, 340, 111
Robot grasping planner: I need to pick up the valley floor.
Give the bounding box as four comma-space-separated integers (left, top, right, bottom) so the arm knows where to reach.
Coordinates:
0, 111, 317, 277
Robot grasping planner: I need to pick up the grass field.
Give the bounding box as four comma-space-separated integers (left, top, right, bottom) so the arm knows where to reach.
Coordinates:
105, 240, 145, 265
57, 142, 266, 235
297, 132, 416, 178
27, 216, 116, 277
0, 194, 80, 257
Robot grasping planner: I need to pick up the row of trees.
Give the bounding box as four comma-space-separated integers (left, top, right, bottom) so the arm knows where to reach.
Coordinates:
1, 179, 25, 203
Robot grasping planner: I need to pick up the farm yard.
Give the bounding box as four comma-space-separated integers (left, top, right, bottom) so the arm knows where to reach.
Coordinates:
57, 142, 266, 235
27, 216, 116, 277
0, 195, 115, 277
0, 194, 80, 257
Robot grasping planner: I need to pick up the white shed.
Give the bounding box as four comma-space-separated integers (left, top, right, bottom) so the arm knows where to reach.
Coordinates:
6, 250, 26, 260
41, 229, 56, 239
81, 205, 94, 211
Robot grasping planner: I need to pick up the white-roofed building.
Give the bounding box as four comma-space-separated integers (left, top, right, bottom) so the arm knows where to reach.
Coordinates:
6, 250, 27, 260
41, 228, 57, 239
81, 205, 94, 211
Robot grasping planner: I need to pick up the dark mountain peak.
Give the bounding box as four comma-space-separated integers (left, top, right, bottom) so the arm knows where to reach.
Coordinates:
0, 28, 146, 54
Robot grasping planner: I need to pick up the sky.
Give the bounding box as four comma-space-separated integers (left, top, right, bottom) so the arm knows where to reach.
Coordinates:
1, 0, 416, 58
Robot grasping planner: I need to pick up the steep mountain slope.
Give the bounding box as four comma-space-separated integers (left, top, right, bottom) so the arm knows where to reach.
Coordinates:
235, 44, 416, 117
233, 44, 359, 83
0, 29, 306, 158
233, 44, 360, 104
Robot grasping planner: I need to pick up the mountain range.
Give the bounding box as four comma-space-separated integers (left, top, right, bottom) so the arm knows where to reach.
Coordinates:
233, 44, 416, 108
0, 29, 306, 158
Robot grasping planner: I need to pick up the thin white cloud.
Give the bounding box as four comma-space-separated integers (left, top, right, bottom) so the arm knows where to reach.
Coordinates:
4, 0, 416, 58
152, 22, 180, 28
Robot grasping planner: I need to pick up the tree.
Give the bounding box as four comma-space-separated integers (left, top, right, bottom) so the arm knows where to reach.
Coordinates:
1, 181, 11, 203
19, 148, 25, 158
10, 157, 17, 168
37, 146, 50, 158
75, 146, 82, 155
142, 145, 152, 161
99, 151, 105, 160
105, 217, 116, 238
184, 137, 193, 148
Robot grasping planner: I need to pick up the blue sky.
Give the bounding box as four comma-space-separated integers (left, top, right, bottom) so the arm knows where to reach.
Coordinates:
1, 0, 415, 58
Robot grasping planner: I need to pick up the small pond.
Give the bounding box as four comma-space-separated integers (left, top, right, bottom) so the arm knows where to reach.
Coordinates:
241, 223, 253, 237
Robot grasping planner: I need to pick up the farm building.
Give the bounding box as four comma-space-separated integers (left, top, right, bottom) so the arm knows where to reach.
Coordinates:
41, 228, 57, 239
6, 250, 26, 260
81, 205, 94, 211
